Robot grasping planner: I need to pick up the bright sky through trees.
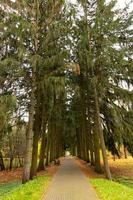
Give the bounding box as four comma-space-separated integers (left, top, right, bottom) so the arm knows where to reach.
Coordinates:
70, 0, 133, 9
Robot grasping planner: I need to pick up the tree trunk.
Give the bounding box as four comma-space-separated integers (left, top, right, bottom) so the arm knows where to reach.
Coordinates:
76, 128, 82, 158
30, 84, 42, 179
22, 70, 35, 184
87, 101, 95, 165
18, 155, 23, 167
0, 151, 5, 171
89, 128, 95, 166
93, 122, 102, 173
124, 146, 127, 159
9, 157, 14, 170
93, 86, 112, 180
38, 113, 47, 171
93, 93, 102, 173
90, 148, 94, 166
38, 134, 47, 171
30, 130, 39, 179
45, 121, 50, 166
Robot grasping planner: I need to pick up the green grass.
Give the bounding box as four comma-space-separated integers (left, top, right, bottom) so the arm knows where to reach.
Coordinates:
90, 178, 133, 200
114, 176, 133, 189
0, 181, 21, 197
0, 176, 51, 200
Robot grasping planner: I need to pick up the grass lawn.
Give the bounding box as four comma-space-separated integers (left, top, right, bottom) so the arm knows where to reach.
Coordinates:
90, 178, 133, 200
114, 176, 133, 189
0, 176, 51, 200
0, 181, 21, 197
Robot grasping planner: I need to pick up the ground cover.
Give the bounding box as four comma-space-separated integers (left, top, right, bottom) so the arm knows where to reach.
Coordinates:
76, 157, 133, 200
90, 178, 133, 200
0, 176, 51, 200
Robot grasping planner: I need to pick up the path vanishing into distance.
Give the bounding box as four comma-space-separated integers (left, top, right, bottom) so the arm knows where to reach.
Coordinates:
44, 157, 99, 200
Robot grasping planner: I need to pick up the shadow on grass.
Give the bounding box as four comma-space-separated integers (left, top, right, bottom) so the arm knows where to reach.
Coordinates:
114, 176, 133, 189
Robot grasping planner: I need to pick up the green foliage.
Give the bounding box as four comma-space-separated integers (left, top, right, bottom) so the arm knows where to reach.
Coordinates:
0, 95, 16, 144
74, 0, 133, 158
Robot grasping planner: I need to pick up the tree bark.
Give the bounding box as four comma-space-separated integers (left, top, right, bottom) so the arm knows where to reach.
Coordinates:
9, 157, 14, 170
38, 134, 47, 171
45, 121, 50, 166
124, 146, 127, 159
93, 122, 102, 173
93, 86, 112, 179
18, 155, 23, 167
38, 113, 47, 171
0, 151, 5, 171
22, 70, 35, 184
30, 93, 42, 179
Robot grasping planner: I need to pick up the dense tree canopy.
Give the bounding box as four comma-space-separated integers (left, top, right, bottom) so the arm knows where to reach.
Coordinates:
0, 0, 133, 182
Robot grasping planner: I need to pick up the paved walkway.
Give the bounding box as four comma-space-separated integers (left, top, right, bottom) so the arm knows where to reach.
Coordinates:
44, 157, 99, 200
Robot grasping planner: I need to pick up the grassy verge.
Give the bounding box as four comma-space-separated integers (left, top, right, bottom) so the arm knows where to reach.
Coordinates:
114, 176, 133, 189
0, 181, 21, 197
0, 176, 51, 200
90, 178, 133, 200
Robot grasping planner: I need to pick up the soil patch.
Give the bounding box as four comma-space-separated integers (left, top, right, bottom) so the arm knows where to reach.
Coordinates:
109, 157, 133, 178
75, 157, 105, 178
75, 157, 133, 179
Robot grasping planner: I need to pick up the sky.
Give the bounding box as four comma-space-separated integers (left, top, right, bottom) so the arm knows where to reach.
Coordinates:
110, 0, 133, 9
70, 0, 133, 9
10, 0, 133, 9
